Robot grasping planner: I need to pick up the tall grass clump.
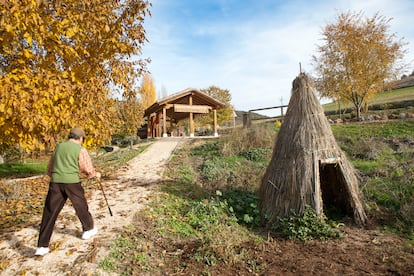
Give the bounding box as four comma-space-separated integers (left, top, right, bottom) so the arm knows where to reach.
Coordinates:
220, 123, 276, 157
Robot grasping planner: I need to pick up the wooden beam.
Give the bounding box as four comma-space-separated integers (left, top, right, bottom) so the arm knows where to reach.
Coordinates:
165, 103, 173, 109
174, 104, 211, 114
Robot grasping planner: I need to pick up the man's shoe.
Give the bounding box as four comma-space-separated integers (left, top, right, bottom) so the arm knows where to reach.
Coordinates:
35, 247, 49, 256
81, 227, 97, 240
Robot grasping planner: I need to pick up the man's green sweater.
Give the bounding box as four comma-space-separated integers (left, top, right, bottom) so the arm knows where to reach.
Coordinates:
51, 141, 82, 183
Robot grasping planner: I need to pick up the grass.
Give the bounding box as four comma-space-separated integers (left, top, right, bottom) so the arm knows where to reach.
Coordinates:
331, 120, 414, 140
0, 162, 47, 178
332, 120, 414, 235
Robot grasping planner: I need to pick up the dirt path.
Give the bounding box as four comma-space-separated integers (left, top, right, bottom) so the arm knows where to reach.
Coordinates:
0, 138, 183, 275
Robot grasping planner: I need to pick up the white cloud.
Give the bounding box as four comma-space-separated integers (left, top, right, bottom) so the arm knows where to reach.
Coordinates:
142, 0, 414, 112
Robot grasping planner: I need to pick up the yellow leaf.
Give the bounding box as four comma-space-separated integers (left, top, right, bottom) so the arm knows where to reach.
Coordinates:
0, 103, 5, 112
66, 28, 75, 38
5, 24, 13, 32
69, 97, 74, 105
61, 18, 70, 27
23, 32, 32, 47
23, 49, 32, 58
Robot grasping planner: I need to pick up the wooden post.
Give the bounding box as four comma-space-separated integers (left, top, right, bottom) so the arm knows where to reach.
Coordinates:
147, 115, 151, 138
170, 120, 175, 137
313, 152, 322, 217
213, 109, 218, 137
243, 113, 248, 128
189, 95, 194, 137
247, 111, 251, 128
162, 106, 167, 137
155, 113, 161, 137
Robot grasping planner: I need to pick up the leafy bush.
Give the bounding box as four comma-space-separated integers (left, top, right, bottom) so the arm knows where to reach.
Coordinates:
198, 156, 239, 187
191, 141, 220, 157
239, 148, 272, 162
220, 188, 261, 227
186, 195, 238, 231
271, 207, 343, 241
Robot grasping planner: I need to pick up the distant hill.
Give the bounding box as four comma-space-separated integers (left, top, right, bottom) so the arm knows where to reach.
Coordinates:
234, 110, 268, 120
234, 77, 414, 124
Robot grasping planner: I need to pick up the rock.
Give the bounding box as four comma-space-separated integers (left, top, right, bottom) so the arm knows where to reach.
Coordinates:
399, 113, 407, 119
101, 146, 114, 152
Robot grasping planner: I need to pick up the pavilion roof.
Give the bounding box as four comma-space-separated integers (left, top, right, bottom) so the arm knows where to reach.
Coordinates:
144, 88, 225, 121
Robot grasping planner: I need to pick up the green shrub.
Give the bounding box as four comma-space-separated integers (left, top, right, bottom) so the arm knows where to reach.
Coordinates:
271, 207, 343, 241
186, 196, 238, 231
198, 156, 240, 187
239, 148, 272, 162
220, 188, 261, 227
191, 141, 220, 157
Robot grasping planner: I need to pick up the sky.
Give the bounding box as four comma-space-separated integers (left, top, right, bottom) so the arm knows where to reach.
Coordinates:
141, 0, 414, 114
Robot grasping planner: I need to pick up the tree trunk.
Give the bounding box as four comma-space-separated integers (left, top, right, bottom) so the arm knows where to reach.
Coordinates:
356, 105, 362, 121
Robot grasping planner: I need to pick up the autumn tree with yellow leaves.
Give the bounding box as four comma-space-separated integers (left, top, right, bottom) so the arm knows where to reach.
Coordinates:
0, 0, 151, 152
312, 11, 406, 120
140, 73, 157, 109
197, 86, 234, 127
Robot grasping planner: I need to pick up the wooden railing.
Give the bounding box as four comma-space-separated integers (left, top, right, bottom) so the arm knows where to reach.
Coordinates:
243, 105, 288, 128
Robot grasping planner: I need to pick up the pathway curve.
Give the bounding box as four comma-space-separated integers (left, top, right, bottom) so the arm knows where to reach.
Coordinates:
0, 138, 183, 275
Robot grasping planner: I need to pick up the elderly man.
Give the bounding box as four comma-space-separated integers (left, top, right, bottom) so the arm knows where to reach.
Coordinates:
35, 128, 101, 256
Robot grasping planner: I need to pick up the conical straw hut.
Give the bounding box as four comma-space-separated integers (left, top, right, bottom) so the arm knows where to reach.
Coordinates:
259, 73, 367, 225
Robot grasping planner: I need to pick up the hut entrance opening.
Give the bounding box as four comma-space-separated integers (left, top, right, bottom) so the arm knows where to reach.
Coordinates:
319, 161, 354, 220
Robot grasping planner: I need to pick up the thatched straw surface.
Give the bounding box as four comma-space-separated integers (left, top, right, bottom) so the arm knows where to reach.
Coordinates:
259, 73, 367, 225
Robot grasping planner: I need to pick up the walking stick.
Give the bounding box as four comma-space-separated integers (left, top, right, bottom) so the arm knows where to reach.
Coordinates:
97, 178, 113, 216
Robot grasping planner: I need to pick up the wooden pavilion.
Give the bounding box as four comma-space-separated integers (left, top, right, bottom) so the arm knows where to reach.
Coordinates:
143, 88, 225, 138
